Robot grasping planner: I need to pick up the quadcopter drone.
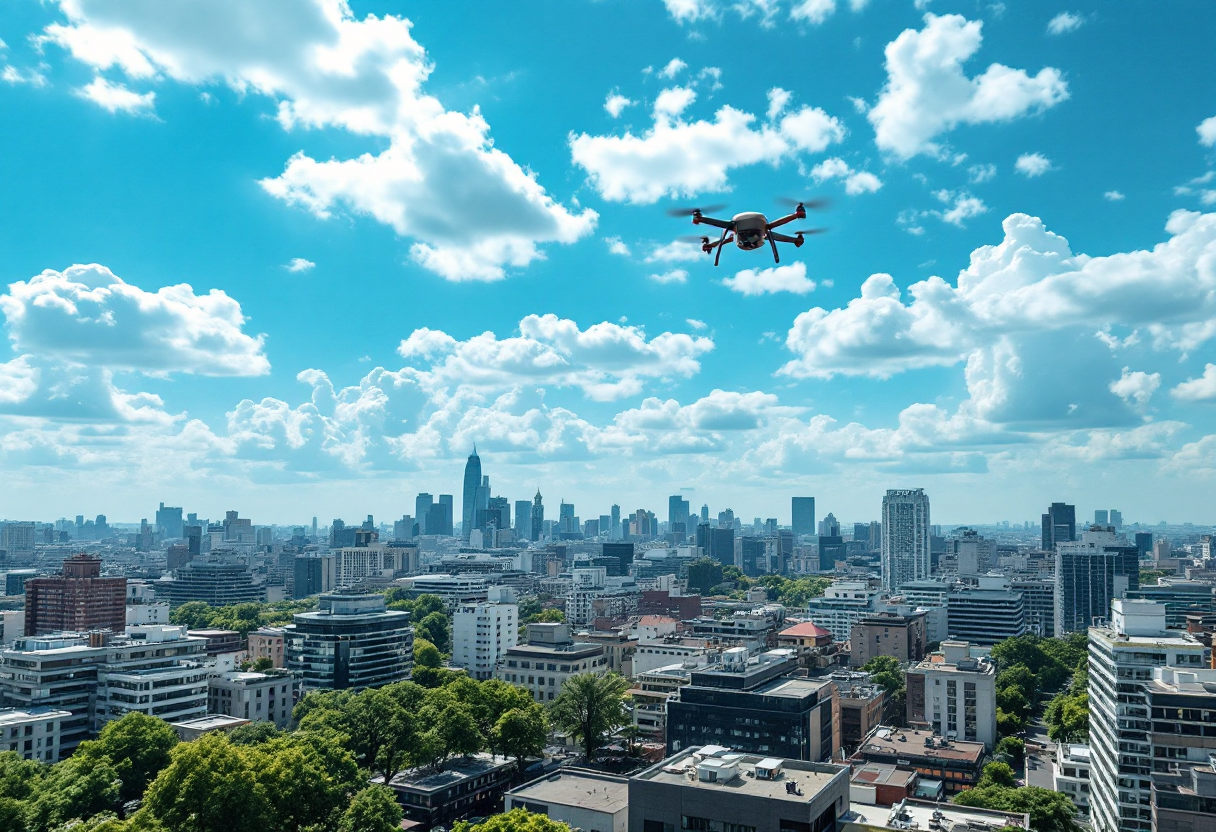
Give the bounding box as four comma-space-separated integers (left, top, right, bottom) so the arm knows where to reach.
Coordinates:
669, 198, 828, 266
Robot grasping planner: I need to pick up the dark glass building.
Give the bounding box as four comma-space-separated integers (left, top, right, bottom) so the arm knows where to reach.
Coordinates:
285, 593, 413, 691
461, 448, 482, 542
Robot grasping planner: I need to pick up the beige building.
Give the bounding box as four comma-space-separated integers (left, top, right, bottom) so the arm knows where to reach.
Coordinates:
850, 611, 926, 667
247, 627, 286, 668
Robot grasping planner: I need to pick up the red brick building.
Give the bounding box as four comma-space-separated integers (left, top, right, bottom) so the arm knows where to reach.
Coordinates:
24, 554, 126, 635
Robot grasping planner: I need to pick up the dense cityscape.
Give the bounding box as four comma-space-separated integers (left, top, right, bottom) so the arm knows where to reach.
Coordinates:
3, 446, 1216, 832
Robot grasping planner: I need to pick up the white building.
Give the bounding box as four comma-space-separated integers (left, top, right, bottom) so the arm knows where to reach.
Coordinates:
126, 602, 171, 626
493, 623, 607, 704
0, 707, 71, 762
333, 545, 397, 588
881, 489, 931, 590
1088, 600, 1206, 832
94, 625, 210, 728
1053, 743, 1092, 820
567, 567, 607, 626
452, 585, 518, 681
947, 529, 994, 577
404, 574, 489, 610
208, 670, 294, 727
504, 769, 628, 832
632, 638, 716, 676
807, 581, 882, 642
905, 640, 998, 750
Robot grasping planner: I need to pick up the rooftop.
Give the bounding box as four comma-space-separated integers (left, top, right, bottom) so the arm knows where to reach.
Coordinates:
779, 622, 832, 639
381, 753, 514, 794
844, 798, 1029, 832
634, 747, 848, 803
507, 769, 628, 814
851, 762, 917, 789
0, 707, 72, 725
170, 714, 249, 731
855, 728, 985, 765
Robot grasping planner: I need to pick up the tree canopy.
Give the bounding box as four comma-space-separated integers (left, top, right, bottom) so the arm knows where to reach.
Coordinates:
454, 809, 572, 832
549, 672, 629, 760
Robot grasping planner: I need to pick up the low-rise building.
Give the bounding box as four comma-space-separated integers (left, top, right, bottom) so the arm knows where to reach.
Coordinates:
94, 625, 210, 728
944, 575, 1026, 645
850, 612, 926, 667
632, 637, 715, 676
848, 762, 919, 807
187, 628, 243, 656
378, 753, 516, 831
493, 623, 607, 704
628, 746, 851, 832
1053, 742, 1092, 820
629, 664, 693, 740
807, 581, 882, 643
1153, 761, 1216, 832
0, 707, 70, 762
170, 713, 250, 741
851, 727, 986, 795
777, 622, 839, 669
841, 798, 1029, 832
505, 769, 629, 832
247, 627, 286, 668
831, 672, 887, 754
404, 574, 490, 610
208, 670, 294, 727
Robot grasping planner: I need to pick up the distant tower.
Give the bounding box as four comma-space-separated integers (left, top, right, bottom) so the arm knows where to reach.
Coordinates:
530, 490, 545, 542
881, 488, 931, 590
461, 447, 482, 542
791, 497, 815, 538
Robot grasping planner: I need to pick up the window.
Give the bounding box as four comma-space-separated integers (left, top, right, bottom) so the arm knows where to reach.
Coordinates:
682, 818, 754, 832
644, 821, 674, 832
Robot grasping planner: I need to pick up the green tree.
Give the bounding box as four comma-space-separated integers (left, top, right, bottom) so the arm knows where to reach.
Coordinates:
26, 753, 121, 832
141, 733, 271, 832
978, 761, 1017, 788
953, 785, 1080, 832
417, 612, 451, 653
996, 686, 1031, 721
494, 705, 548, 771
453, 809, 572, 832
686, 559, 724, 595
0, 751, 43, 801
549, 672, 629, 761
169, 601, 216, 631
208, 603, 265, 637
340, 786, 402, 832
414, 639, 443, 668
249, 737, 350, 832
996, 708, 1025, 738
249, 657, 274, 672
227, 721, 282, 746
861, 656, 907, 718
90, 713, 180, 804
437, 705, 483, 759
995, 736, 1025, 768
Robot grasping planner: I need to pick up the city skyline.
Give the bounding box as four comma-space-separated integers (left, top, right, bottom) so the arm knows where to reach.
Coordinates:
2, 2, 1216, 521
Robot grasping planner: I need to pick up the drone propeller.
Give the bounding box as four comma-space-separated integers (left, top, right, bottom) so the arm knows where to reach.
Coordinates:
776, 197, 830, 210
666, 203, 727, 217
676, 235, 713, 243
790, 228, 829, 235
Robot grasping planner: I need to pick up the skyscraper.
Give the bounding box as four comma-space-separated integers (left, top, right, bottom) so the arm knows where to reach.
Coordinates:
461, 448, 482, 542
1053, 527, 1139, 636
515, 500, 532, 539
415, 493, 434, 535
1041, 502, 1076, 550
559, 502, 575, 535
881, 488, 931, 590
1094, 509, 1109, 525
791, 497, 815, 538
668, 495, 690, 533
610, 504, 621, 540
437, 495, 454, 536
530, 490, 544, 542
156, 503, 184, 539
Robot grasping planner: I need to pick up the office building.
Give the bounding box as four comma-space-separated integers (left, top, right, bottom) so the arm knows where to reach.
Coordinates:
1124, 579, 1216, 627
666, 649, 839, 762
1153, 760, 1216, 832
155, 503, 184, 539
380, 753, 516, 831
294, 554, 335, 599
285, 594, 414, 691
437, 495, 455, 536
945, 575, 1026, 645
461, 448, 482, 541
332, 545, 401, 588
629, 747, 850, 832
94, 626, 209, 727
23, 553, 126, 636
515, 500, 532, 540
807, 581, 883, 643
669, 495, 691, 532
850, 611, 927, 667
452, 586, 518, 681
159, 554, 266, 608
905, 641, 997, 749
415, 493, 434, 535
208, 670, 294, 727
818, 535, 846, 572
946, 529, 993, 577
505, 769, 629, 832
407, 574, 490, 610
881, 490, 930, 590
0, 522, 36, 564
531, 490, 545, 542
1055, 527, 1139, 636
792, 497, 816, 539
0, 633, 106, 756
247, 628, 286, 668
494, 623, 607, 703
1011, 577, 1056, 637
602, 542, 635, 576
1088, 600, 1206, 832
852, 726, 987, 794
0, 707, 71, 762
1042, 502, 1076, 551
1095, 509, 1109, 526
1053, 743, 1092, 820
1143, 667, 1216, 829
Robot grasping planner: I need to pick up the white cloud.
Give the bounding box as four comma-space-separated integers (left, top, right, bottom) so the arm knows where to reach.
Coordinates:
396, 314, 713, 403
1171, 364, 1216, 402
645, 239, 706, 263
605, 237, 631, 256
939, 193, 988, 226
1199, 116, 1216, 147
45, 0, 595, 282
570, 87, 845, 203
869, 14, 1068, 159
649, 269, 689, 285
780, 210, 1216, 382
285, 257, 315, 273
698, 66, 723, 92
663, 0, 719, 24
790, 0, 836, 25
767, 87, 792, 121
0, 264, 269, 376
1104, 190, 1125, 201
686, 318, 707, 330
2, 65, 47, 86
76, 76, 154, 114
605, 92, 634, 118
1046, 12, 1084, 35
810, 157, 883, 194
1108, 367, 1160, 407
968, 163, 996, 184
848, 96, 868, 114
723, 262, 817, 296
658, 58, 688, 79
1015, 152, 1053, 177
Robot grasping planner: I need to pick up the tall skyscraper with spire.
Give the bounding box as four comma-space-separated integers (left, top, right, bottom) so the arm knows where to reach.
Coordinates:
461, 447, 482, 542
530, 490, 544, 542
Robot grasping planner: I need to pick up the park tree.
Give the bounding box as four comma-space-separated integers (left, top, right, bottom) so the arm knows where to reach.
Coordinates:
978, 761, 1017, 788
995, 736, 1025, 768
141, 733, 272, 832
454, 809, 572, 832
89, 713, 180, 803
25, 752, 121, 832
954, 785, 1080, 832
227, 721, 282, 746
495, 705, 548, 771
340, 786, 403, 832
417, 611, 451, 653
168, 601, 215, 631
549, 672, 629, 761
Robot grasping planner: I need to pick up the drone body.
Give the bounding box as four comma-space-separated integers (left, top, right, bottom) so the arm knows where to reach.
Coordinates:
670, 200, 827, 266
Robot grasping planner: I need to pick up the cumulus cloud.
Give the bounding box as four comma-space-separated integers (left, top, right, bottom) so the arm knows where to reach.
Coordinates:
570, 86, 844, 203
44, 0, 595, 281
781, 210, 1216, 385
1015, 152, 1053, 177
285, 257, 315, 273
605, 92, 634, 118
1171, 364, 1216, 402
645, 240, 706, 263
686, 318, 707, 330
0, 264, 269, 376
605, 237, 631, 256
1104, 190, 1125, 201
810, 157, 883, 194
723, 262, 817, 296
1046, 12, 1084, 35
968, 163, 996, 184
869, 14, 1068, 159
790, 0, 837, 25
3, 65, 48, 86
649, 269, 689, 285
1199, 116, 1216, 147
658, 58, 688, 79
76, 76, 155, 113
1108, 367, 1160, 407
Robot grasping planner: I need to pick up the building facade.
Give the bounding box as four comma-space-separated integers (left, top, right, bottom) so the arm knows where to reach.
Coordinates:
1055, 528, 1139, 636
493, 623, 607, 703
23, 554, 126, 636
850, 611, 927, 667
451, 587, 518, 681
0, 707, 71, 762
945, 576, 1026, 645
286, 594, 414, 691
905, 641, 998, 749
208, 670, 294, 727
881, 490, 931, 590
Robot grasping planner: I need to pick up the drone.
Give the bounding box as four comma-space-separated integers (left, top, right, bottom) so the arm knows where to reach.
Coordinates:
669, 198, 828, 266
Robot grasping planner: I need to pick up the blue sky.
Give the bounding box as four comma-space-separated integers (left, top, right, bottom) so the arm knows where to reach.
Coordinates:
1, 0, 1214, 526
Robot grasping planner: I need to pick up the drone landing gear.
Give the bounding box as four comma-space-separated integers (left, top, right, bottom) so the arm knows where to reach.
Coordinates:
768, 234, 780, 264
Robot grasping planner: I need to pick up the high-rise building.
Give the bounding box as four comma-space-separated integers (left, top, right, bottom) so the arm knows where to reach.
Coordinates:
285, 594, 414, 691
945, 575, 1026, 645
881, 489, 931, 590
24, 554, 126, 636
531, 491, 545, 541
451, 586, 518, 681
1054, 527, 1140, 636
611, 504, 621, 540
1109, 509, 1123, 529
559, 502, 576, 535
818, 513, 840, 537
156, 503, 184, 539
1094, 509, 1109, 525
1088, 600, 1206, 832
437, 495, 454, 536
294, 555, 335, 599
948, 528, 994, 577
159, 554, 267, 608
461, 448, 482, 541
1041, 502, 1076, 550
792, 497, 816, 538
415, 493, 434, 535
515, 500, 532, 539
700, 504, 709, 525
0, 521, 36, 564
1134, 531, 1153, 560
393, 515, 414, 540
668, 495, 690, 533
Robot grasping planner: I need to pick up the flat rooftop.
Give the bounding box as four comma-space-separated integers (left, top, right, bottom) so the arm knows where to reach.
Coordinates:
383, 753, 514, 794
845, 798, 1028, 831
759, 677, 835, 699
635, 748, 847, 803
855, 728, 985, 765
0, 707, 72, 725
171, 714, 248, 731
851, 762, 917, 788
508, 769, 628, 814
